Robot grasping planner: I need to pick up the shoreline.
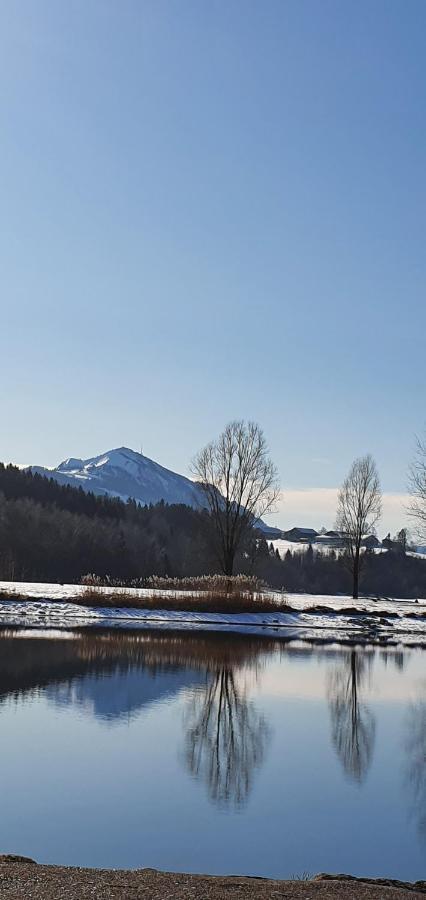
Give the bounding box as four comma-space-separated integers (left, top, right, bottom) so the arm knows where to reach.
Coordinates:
0, 585, 425, 646
0, 858, 424, 899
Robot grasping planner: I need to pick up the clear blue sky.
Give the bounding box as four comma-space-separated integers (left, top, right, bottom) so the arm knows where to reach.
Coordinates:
1, 0, 425, 507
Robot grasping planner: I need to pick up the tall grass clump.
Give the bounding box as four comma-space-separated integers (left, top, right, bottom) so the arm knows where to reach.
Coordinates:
78, 573, 289, 613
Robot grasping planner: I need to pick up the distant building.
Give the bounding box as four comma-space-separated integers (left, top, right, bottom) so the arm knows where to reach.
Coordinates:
316, 530, 346, 548
382, 533, 404, 552
283, 527, 319, 543
361, 534, 380, 549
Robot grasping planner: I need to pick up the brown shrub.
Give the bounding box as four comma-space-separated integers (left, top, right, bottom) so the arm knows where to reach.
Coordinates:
80, 573, 268, 594
78, 586, 290, 614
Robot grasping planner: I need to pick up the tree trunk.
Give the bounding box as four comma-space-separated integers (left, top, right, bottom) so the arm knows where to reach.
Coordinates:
353, 549, 360, 600
224, 549, 234, 578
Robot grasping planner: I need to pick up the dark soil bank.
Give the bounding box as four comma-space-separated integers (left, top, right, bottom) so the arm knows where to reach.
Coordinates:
0, 858, 424, 899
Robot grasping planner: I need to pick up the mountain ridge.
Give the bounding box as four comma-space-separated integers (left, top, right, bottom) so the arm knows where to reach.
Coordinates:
27, 446, 281, 536
29, 446, 203, 508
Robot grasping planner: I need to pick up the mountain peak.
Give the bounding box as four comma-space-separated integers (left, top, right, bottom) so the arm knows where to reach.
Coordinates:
58, 457, 85, 472
33, 446, 202, 509
57, 447, 145, 475
85, 447, 143, 469
27, 446, 279, 535
108, 446, 142, 457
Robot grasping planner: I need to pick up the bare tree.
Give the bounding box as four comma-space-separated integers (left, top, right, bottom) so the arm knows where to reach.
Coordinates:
408, 433, 426, 543
336, 455, 382, 599
192, 421, 279, 576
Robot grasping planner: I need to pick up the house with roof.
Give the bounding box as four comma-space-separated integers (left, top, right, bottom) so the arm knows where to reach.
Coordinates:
315, 530, 347, 548
283, 527, 319, 543
361, 534, 381, 549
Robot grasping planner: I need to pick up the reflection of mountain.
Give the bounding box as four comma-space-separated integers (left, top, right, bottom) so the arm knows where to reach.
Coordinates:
327, 649, 376, 783
0, 633, 214, 722
0, 629, 273, 802
46, 667, 204, 721
0, 630, 277, 725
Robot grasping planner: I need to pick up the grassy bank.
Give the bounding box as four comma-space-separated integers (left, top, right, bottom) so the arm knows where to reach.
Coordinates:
0, 586, 292, 614
0, 585, 425, 620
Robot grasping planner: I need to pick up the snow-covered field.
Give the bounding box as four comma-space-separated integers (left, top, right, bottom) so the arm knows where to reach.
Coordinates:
271, 539, 426, 559
0, 581, 424, 645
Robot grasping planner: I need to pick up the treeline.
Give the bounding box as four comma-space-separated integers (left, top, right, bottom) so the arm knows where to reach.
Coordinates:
0, 463, 425, 597
0, 463, 130, 519
255, 541, 426, 598
0, 463, 214, 583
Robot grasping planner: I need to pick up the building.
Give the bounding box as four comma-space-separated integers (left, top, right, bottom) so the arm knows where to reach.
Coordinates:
316, 530, 346, 548
283, 527, 319, 543
361, 534, 380, 549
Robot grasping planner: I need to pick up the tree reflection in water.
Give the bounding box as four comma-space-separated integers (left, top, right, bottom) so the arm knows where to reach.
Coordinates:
327, 649, 375, 783
184, 667, 270, 808
405, 683, 426, 839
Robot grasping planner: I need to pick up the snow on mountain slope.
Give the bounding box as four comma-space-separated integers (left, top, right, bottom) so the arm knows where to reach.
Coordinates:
27, 446, 281, 535
29, 447, 204, 508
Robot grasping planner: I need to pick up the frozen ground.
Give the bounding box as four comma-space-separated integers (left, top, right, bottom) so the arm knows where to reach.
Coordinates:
0, 581, 424, 645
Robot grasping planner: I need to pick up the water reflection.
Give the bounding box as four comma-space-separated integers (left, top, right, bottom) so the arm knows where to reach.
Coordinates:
0, 628, 424, 878
0, 628, 275, 725
405, 682, 426, 839
0, 630, 206, 721
0, 629, 275, 806
327, 649, 376, 783
184, 668, 269, 807
0, 627, 424, 840
46, 668, 206, 721
381, 650, 406, 671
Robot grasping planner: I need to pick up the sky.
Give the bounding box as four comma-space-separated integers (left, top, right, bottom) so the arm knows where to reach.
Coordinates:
1, 0, 425, 535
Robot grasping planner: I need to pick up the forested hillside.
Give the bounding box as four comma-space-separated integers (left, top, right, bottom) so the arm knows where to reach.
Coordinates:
0, 463, 425, 597
0, 463, 213, 582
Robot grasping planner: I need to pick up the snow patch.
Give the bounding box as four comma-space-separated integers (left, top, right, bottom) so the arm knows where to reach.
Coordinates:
0, 582, 424, 643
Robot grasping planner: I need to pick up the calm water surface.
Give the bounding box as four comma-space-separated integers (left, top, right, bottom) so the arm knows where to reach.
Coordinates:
0, 627, 424, 880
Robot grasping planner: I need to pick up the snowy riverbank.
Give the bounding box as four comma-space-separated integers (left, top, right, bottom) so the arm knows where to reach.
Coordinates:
0, 581, 424, 645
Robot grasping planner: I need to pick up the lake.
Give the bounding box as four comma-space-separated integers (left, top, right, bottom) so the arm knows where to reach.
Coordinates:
0, 627, 424, 881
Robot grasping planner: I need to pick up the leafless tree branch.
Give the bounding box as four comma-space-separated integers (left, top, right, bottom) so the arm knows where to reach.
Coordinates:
191, 421, 280, 576
335, 454, 382, 599
407, 433, 426, 543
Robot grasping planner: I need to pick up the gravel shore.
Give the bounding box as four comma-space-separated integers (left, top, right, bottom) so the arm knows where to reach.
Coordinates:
0, 858, 424, 899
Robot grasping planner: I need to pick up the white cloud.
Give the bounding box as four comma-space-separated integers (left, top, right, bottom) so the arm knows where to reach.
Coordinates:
266, 488, 411, 538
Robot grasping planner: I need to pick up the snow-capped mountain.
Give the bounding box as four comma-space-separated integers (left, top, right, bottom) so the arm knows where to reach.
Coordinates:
28, 446, 281, 535
29, 447, 204, 508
